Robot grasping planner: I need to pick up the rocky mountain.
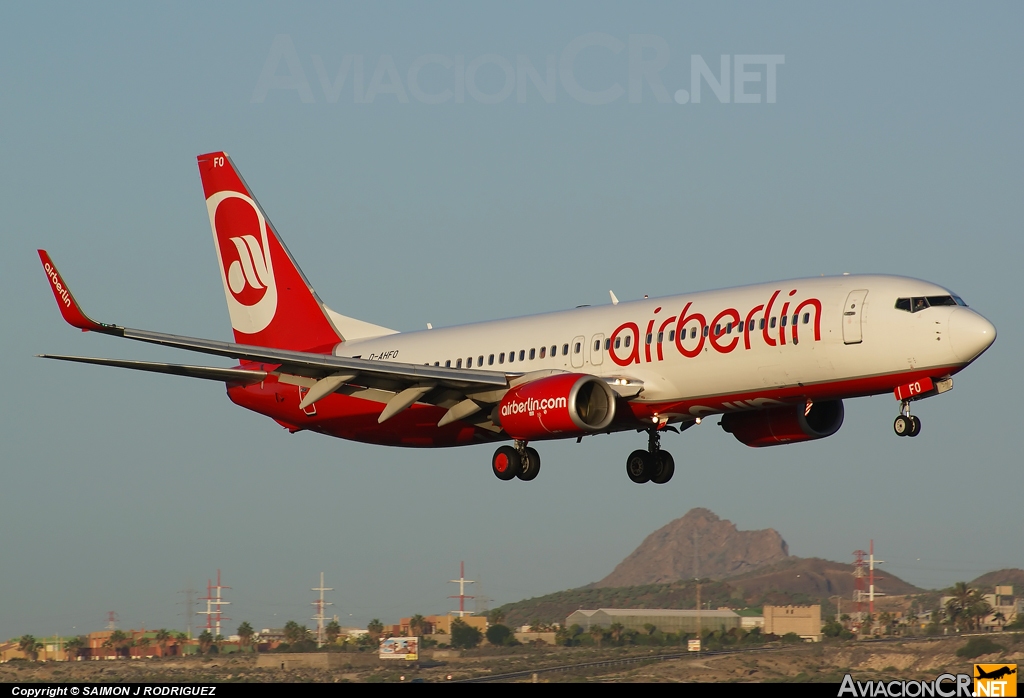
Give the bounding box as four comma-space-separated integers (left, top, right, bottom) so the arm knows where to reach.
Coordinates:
594, 508, 790, 587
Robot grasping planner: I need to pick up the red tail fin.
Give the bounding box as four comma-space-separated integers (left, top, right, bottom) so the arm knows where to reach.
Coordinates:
197, 152, 341, 352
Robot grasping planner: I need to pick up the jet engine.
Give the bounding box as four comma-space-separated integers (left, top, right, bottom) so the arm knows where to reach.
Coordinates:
495, 373, 616, 440
720, 400, 844, 447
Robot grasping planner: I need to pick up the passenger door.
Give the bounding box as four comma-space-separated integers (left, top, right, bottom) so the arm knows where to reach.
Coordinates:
842, 290, 868, 344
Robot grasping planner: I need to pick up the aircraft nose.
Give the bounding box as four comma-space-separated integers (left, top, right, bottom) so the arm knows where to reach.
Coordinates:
948, 308, 996, 363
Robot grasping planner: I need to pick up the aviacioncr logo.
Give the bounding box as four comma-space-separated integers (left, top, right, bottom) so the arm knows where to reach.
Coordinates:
207, 191, 278, 335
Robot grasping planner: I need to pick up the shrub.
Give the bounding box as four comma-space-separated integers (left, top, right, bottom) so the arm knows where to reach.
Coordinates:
450, 619, 483, 650
485, 624, 512, 646
956, 637, 1004, 659
781, 632, 803, 644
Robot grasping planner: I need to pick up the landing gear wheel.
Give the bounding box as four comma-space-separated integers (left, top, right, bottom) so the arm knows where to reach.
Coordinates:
893, 415, 911, 436
907, 416, 921, 437
651, 451, 675, 484
518, 447, 541, 481
492, 445, 522, 481
626, 449, 654, 484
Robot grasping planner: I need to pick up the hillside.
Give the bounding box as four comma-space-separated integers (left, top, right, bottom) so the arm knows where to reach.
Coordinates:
496, 558, 924, 627
595, 508, 789, 587
970, 569, 1024, 590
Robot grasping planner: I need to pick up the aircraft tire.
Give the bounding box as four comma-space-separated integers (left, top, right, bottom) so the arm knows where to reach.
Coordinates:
893, 415, 910, 436
626, 449, 654, 484
907, 416, 921, 437
492, 446, 522, 481
518, 447, 541, 481
651, 450, 675, 484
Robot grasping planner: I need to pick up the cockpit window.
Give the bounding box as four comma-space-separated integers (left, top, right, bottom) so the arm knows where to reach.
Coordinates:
895, 295, 964, 313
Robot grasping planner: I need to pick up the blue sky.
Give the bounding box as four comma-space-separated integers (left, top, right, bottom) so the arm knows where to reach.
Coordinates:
1, 3, 1021, 639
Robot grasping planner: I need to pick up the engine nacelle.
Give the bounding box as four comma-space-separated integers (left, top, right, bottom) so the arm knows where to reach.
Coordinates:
496, 373, 616, 440
720, 400, 844, 447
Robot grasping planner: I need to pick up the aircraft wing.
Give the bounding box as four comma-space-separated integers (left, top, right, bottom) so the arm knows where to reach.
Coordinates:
38, 250, 510, 395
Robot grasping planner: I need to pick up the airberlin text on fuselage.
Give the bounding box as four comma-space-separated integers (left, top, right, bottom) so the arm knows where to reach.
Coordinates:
501, 396, 568, 417
609, 288, 822, 366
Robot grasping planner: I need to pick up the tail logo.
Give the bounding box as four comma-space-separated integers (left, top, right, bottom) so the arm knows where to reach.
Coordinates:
207, 191, 278, 335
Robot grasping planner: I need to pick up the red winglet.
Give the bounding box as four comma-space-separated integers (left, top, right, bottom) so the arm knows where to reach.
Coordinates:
37, 250, 107, 332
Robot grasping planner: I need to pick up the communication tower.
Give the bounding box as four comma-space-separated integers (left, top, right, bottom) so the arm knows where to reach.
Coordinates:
311, 572, 333, 648
448, 561, 475, 617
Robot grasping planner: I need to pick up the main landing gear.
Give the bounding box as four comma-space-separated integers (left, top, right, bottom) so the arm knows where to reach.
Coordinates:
893, 401, 922, 437
492, 441, 541, 481
626, 428, 675, 484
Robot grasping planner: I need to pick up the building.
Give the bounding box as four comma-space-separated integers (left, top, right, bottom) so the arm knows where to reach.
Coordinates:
763, 605, 822, 642
981, 586, 1020, 631
565, 609, 741, 635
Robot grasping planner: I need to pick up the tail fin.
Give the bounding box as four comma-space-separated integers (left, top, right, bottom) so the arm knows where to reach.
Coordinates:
198, 152, 342, 352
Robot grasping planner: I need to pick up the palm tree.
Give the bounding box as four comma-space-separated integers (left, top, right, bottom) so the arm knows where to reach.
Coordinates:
65, 636, 86, 662
214, 635, 225, 654
237, 622, 254, 651
609, 622, 625, 645
197, 630, 213, 654
367, 619, 384, 644
325, 620, 341, 645
18, 635, 42, 661
409, 614, 426, 637
589, 624, 604, 648
946, 582, 975, 630
174, 632, 189, 656
155, 629, 171, 657
107, 630, 128, 659
529, 618, 543, 632
488, 609, 506, 626
283, 621, 310, 645
137, 636, 151, 657
969, 589, 993, 631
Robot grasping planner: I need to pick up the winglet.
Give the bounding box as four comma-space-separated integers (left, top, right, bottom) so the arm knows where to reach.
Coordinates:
37, 250, 110, 332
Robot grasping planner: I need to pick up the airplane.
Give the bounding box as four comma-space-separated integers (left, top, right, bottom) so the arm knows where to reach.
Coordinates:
38, 151, 997, 484
975, 666, 1016, 681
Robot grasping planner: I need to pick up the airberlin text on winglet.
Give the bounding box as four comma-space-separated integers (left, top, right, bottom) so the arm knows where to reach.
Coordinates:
609, 288, 822, 366
43, 261, 72, 308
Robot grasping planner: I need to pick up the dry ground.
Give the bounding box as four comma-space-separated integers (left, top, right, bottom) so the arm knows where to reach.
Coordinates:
1, 635, 1021, 683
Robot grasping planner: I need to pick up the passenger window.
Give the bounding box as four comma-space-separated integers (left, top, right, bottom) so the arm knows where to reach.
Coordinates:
478, 355, 484, 366
726, 322, 733, 334
434, 361, 439, 366
551, 345, 557, 356
703, 326, 709, 337
562, 343, 569, 355
593, 340, 600, 351
508, 351, 515, 363
691, 327, 697, 339
646, 333, 652, 345
529, 348, 536, 360
668, 330, 675, 342
456, 358, 462, 368
792, 315, 798, 326
715, 324, 721, 336
803, 313, 810, 324
657, 332, 664, 343
488, 354, 494, 365
445, 360, 451, 367
781, 316, 787, 327
614, 337, 621, 349
466, 357, 472, 368
519, 350, 525, 361
770, 317, 777, 328
624, 336, 631, 348
604, 338, 610, 351
499, 353, 505, 364
759, 318, 765, 330
540, 346, 547, 358
574, 342, 581, 354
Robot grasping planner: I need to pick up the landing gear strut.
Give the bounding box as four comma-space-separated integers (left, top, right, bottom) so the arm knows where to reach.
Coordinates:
626, 427, 674, 484
492, 441, 542, 481
893, 401, 921, 437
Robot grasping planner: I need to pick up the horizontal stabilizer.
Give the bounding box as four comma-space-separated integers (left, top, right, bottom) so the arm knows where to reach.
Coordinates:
39, 355, 267, 384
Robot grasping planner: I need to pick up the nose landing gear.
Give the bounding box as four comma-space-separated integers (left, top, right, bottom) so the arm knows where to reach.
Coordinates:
893, 401, 921, 437
626, 428, 675, 484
